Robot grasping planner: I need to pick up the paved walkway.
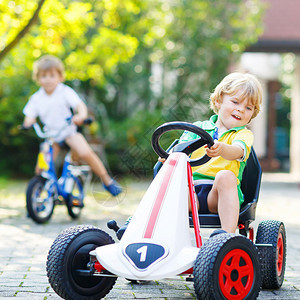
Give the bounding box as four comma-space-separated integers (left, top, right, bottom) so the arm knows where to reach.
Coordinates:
0, 174, 299, 299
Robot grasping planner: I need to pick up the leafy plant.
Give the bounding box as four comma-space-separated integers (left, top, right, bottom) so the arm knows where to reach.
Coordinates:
0, 0, 264, 177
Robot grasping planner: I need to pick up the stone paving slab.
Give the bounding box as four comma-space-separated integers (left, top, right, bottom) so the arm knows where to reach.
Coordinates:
0, 175, 299, 299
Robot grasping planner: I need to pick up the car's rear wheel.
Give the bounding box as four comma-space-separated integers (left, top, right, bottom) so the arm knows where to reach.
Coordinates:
256, 220, 286, 289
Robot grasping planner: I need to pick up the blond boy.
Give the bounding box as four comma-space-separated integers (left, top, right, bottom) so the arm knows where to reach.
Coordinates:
179, 72, 262, 234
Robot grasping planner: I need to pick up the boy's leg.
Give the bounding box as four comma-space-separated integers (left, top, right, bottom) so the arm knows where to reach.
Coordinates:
65, 133, 112, 186
52, 143, 61, 161
207, 170, 239, 233
35, 142, 61, 175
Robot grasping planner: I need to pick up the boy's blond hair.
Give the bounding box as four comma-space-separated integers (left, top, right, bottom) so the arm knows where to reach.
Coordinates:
32, 55, 65, 82
210, 72, 262, 119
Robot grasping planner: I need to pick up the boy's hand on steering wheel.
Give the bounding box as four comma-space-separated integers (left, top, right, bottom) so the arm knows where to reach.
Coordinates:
205, 140, 223, 157
158, 157, 166, 163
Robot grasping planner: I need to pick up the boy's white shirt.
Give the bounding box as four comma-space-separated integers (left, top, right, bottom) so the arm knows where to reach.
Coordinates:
23, 83, 82, 142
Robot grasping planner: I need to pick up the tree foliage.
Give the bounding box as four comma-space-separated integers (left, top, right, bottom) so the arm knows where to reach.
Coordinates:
0, 0, 264, 177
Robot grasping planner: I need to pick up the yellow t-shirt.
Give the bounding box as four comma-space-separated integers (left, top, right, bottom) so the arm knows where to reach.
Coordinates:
179, 115, 254, 205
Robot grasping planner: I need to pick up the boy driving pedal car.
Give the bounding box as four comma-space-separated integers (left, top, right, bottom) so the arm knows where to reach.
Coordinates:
178, 72, 262, 234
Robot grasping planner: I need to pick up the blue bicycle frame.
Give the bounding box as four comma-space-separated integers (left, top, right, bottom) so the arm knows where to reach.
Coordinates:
38, 141, 84, 205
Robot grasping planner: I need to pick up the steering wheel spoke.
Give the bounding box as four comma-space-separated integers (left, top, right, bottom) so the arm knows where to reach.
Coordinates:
152, 122, 214, 167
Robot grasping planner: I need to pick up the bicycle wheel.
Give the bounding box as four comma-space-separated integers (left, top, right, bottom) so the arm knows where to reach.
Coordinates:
26, 176, 56, 224
67, 176, 84, 219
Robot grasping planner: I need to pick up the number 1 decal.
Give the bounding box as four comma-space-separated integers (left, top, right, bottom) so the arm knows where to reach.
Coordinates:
125, 243, 166, 269
136, 245, 148, 262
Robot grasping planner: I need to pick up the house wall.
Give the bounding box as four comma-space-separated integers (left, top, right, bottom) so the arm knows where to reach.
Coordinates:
290, 55, 300, 179
238, 53, 282, 159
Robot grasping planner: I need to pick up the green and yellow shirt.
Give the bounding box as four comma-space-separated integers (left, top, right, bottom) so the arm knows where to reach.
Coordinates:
179, 115, 253, 205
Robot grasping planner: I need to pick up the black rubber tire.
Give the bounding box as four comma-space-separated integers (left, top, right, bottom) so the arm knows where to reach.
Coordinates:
255, 220, 286, 289
47, 225, 117, 300
67, 176, 84, 219
26, 176, 55, 224
194, 233, 261, 300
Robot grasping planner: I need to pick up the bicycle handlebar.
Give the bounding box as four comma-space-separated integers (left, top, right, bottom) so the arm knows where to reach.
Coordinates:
20, 117, 93, 139
83, 117, 93, 125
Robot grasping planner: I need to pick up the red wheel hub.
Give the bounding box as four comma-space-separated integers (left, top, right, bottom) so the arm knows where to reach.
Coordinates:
277, 232, 284, 276
219, 249, 254, 299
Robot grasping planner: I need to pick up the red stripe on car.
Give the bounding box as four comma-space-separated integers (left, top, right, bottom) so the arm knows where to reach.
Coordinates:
144, 154, 179, 238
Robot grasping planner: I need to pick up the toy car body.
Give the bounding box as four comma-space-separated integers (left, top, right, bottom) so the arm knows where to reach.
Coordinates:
46, 122, 286, 300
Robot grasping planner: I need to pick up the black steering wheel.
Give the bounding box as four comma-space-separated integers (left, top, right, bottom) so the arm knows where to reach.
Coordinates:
152, 121, 214, 167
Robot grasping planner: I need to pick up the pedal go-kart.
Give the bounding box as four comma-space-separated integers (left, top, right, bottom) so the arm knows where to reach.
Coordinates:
46, 122, 286, 300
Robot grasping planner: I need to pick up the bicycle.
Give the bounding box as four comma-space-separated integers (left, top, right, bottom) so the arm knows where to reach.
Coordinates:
24, 119, 92, 224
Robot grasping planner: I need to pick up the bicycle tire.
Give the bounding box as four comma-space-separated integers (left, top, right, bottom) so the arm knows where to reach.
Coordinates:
26, 176, 56, 224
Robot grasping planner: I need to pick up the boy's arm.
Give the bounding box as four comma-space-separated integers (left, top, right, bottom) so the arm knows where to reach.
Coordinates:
23, 116, 36, 128
72, 102, 88, 126
206, 141, 244, 161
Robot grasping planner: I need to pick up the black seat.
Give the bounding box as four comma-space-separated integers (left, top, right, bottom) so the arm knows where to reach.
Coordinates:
153, 143, 262, 233
197, 148, 262, 231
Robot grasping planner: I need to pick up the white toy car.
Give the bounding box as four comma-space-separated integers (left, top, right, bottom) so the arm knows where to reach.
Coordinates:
46, 122, 286, 300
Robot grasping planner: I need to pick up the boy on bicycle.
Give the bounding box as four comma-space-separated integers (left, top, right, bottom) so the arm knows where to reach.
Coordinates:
22, 55, 122, 196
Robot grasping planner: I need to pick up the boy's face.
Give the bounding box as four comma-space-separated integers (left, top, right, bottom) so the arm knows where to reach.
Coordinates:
37, 68, 63, 95
215, 90, 254, 130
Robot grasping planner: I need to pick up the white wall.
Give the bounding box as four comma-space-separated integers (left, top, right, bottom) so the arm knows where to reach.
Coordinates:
238, 52, 282, 158
290, 56, 300, 179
